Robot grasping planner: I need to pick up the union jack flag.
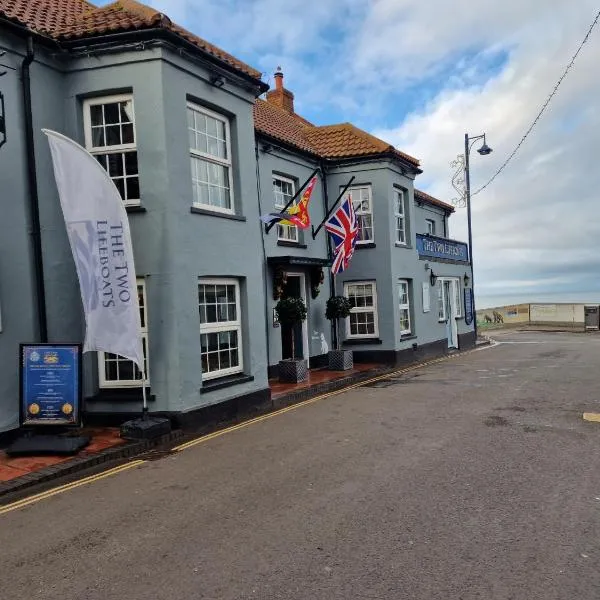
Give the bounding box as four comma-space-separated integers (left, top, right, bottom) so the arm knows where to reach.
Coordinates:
325, 195, 359, 274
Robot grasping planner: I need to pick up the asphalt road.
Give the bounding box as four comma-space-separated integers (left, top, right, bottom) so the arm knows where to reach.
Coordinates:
2, 330, 600, 600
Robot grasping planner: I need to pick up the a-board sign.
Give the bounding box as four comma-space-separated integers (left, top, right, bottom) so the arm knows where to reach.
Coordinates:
20, 344, 82, 427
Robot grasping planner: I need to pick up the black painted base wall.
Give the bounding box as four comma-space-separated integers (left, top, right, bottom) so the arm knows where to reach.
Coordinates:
352, 332, 477, 367
81, 386, 272, 431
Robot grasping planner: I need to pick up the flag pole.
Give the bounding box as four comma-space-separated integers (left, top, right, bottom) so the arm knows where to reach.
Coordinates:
265, 167, 320, 234
142, 369, 148, 418
311, 176, 355, 239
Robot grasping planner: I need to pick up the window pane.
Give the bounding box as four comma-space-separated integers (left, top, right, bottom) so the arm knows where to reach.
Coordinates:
206, 116, 218, 137
106, 125, 121, 146
107, 154, 124, 176
92, 127, 105, 147
90, 105, 103, 126
114, 178, 125, 200
125, 152, 138, 175
126, 178, 139, 201
122, 124, 134, 144
120, 100, 134, 123
104, 103, 119, 124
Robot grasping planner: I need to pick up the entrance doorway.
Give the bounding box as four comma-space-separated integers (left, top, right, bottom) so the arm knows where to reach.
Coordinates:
585, 305, 599, 330
440, 278, 459, 349
281, 273, 309, 364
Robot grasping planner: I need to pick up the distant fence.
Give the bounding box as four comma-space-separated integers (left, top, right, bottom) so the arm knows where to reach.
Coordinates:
476, 303, 596, 330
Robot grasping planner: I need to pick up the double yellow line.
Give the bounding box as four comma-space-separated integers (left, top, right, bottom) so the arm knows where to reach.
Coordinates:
1, 341, 497, 515
0, 460, 145, 515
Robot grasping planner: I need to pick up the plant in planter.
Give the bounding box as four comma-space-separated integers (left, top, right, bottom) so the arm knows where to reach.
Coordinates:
325, 296, 354, 370
275, 296, 308, 382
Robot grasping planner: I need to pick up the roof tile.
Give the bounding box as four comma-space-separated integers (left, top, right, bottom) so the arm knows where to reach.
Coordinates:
254, 99, 420, 167
0, 0, 262, 80
414, 189, 455, 212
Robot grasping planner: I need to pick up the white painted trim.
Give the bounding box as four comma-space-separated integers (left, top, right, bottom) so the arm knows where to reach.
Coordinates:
199, 278, 244, 380
187, 102, 235, 215
82, 93, 140, 207
394, 189, 407, 245
99, 278, 149, 388
285, 272, 309, 366
273, 174, 298, 243
342, 185, 374, 244
344, 280, 379, 339
398, 279, 412, 335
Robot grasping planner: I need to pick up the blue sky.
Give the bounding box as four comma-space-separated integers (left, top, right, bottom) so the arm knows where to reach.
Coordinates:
96, 0, 600, 307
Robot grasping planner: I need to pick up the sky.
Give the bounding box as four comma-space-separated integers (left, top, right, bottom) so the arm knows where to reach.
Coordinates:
99, 0, 600, 309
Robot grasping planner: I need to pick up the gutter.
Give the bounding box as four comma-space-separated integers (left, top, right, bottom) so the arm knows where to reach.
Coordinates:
61, 28, 269, 96
22, 36, 48, 342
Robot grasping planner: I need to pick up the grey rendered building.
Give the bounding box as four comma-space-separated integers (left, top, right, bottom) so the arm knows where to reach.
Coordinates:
0, 0, 273, 434
254, 74, 474, 373
0, 0, 473, 436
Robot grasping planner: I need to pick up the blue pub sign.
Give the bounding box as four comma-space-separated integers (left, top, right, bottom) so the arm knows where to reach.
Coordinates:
416, 234, 469, 263
20, 344, 82, 426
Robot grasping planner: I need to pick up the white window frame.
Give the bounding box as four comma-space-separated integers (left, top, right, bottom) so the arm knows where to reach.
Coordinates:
453, 278, 463, 318
394, 189, 407, 245
422, 282, 431, 313
344, 185, 374, 244
398, 279, 412, 335
437, 280, 445, 322
273, 174, 298, 243
437, 278, 461, 321
188, 102, 234, 215
98, 279, 149, 388
426, 219, 436, 235
344, 281, 379, 339
199, 278, 243, 380
83, 94, 139, 207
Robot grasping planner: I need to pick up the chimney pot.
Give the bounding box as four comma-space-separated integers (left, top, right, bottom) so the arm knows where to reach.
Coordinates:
266, 67, 295, 114
274, 67, 283, 91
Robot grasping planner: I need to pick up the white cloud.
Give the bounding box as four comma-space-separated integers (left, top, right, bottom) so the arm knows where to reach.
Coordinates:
136, 0, 600, 301
371, 2, 600, 299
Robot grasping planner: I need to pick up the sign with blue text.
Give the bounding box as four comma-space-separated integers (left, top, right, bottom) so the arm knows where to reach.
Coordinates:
416, 234, 469, 263
20, 344, 82, 427
464, 289, 474, 326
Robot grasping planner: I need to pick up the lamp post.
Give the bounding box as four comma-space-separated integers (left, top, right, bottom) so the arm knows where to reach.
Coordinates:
464, 132, 492, 340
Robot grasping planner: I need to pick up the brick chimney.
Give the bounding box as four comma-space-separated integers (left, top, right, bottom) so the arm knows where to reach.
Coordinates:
266, 67, 295, 114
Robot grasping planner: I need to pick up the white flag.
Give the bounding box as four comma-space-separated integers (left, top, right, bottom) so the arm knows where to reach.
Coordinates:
43, 130, 144, 371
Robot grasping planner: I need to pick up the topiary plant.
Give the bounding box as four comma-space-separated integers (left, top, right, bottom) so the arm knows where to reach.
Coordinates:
326, 296, 352, 350
275, 297, 307, 360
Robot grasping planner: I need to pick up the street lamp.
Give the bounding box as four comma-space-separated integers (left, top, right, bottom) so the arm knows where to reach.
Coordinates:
464, 132, 492, 339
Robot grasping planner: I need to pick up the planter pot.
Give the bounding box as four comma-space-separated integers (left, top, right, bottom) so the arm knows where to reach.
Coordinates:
328, 349, 353, 371
278, 358, 308, 383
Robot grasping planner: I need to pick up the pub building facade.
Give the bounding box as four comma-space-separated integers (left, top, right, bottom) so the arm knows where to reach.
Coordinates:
0, 0, 473, 436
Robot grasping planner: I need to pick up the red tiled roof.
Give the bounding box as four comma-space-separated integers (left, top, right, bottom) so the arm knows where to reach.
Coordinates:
0, 0, 263, 80
0, 0, 94, 36
415, 189, 455, 213
253, 99, 318, 155
253, 99, 420, 167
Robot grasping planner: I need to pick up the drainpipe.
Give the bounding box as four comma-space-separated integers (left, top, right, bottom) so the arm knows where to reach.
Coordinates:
255, 144, 271, 369
22, 36, 48, 342
319, 161, 337, 350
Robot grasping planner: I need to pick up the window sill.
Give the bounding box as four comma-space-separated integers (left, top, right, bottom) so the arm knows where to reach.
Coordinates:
394, 242, 412, 249
400, 334, 417, 341
190, 207, 247, 222
343, 337, 382, 346
126, 205, 147, 214
277, 240, 308, 249
355, 243, 376, 249
201, 374, 254, 393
